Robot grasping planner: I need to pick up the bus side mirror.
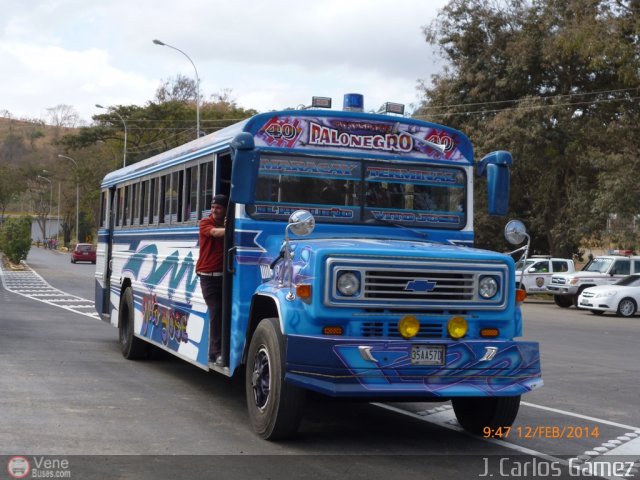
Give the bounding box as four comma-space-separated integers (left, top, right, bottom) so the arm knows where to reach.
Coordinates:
477, 151, 512, 216
230, 132, 259, 205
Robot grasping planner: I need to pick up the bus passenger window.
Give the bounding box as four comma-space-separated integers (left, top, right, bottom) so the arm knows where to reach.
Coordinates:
131, 183, 139, 226
115, 188, 122, 227
185, 166, 198, 221
139, 181, 146, 225
123, 186, 130, 226
149, 178, 157, 224
173, 171, 183, 223
160, 175, 169, 224
199, 161, 213, 219
99, 191, 107, 228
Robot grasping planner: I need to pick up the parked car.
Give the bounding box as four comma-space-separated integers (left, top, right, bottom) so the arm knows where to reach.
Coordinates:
514, 256, 575, 294
577, 274, 640, 317
548, 254, 640, 308
71, 243, 96, 264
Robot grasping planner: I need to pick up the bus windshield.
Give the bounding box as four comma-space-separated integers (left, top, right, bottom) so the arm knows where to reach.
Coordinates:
246, 155, 466, 229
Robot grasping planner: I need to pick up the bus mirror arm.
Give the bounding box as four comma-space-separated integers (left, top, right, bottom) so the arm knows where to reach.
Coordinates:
269, 249, 285, 270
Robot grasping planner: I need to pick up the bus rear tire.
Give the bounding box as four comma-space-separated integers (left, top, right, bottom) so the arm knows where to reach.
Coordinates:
118, 287, 147, 360
245, 317, 305, 440
451, 396, 521, 435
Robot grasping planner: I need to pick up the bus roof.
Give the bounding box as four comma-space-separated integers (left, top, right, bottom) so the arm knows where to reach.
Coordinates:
101, 110, 473, 188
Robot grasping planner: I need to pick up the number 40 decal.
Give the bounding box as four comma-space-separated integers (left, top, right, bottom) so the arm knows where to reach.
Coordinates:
265, 122, 298, 140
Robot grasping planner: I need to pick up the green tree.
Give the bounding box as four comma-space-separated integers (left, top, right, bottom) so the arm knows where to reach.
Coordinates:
0, 165, 25, 224
60, 79, 258, 166
418, 0, 640, 255
55, 79, 258, 242
0, 216, 32, 263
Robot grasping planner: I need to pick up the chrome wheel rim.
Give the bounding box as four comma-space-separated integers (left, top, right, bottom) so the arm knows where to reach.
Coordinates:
619, 300, 635, 317
251, 346, 271, 411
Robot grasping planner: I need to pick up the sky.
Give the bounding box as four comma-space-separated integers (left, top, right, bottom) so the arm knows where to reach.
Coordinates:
0, 0, 449, 125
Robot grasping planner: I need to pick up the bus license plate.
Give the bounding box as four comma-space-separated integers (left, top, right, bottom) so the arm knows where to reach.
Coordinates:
411, 345, 444, 365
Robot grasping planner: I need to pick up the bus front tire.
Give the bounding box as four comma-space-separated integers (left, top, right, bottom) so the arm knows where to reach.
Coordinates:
245, 317, 305, 440
118, 287, 147, 360
451, 395, 521, 435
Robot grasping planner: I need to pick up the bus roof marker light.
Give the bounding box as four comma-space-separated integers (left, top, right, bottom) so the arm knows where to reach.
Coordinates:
311, 96, 332, 109
382, 102, 405, 116
343, 93, 364, 112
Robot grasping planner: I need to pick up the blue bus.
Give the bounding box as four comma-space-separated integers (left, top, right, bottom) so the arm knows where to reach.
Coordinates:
95, 94, 542, 439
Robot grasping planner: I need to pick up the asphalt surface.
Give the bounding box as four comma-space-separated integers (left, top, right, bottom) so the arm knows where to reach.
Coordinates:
1, 247, 638, 479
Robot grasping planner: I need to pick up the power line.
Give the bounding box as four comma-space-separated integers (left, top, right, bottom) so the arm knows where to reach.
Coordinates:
415, 95, 640, 119
420, 87, 639, 111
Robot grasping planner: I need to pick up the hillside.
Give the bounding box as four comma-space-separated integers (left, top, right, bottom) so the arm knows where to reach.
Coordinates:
0, 116, 79, 167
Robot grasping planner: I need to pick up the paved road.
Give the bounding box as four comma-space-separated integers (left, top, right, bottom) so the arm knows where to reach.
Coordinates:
1, 248, 639, 478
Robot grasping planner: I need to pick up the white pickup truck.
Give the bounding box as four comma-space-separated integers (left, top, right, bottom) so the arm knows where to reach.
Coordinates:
547, 254, 640, 307
515, 256, 575, 295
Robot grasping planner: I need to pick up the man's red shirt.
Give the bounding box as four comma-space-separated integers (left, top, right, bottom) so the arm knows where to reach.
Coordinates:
196, 216, 224, 273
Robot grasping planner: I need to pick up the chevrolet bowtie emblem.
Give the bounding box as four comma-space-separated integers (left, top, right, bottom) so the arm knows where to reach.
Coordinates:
404, 280, 437, 292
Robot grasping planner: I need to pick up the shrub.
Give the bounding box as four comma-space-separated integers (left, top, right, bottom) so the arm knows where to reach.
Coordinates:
0, 216, 32, 264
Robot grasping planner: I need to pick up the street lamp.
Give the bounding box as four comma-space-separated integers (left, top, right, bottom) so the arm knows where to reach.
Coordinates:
153, 38, 200, 138
42, 169, 60, 245
95, 104, 127, 168
36, 175, 52, 238
58, 154, 80, 245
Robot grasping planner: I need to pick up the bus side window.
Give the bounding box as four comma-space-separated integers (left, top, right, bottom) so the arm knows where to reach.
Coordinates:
199, 161, 214, 219
131, 182, 138, 226
122, 186, 130, 226
115, 188, 121, 227
160, 175, 169, 224
185, 166, 198, 221
139, 181, 146, 225
99, 191, 107, 228
173, 170, 184, 223
149, 178, 158, 224
218, 152, 232, 196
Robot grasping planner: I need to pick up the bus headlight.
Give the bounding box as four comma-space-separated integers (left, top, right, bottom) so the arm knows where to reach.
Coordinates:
336, 271, 360, 296
478, 276, 498, 299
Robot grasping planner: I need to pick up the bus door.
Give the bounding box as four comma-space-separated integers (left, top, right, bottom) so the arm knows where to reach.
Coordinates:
97, 187, 116, 322
218, 153, 233, 368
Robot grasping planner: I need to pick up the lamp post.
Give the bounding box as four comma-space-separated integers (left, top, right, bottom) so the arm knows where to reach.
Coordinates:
42, 169, 60, 245
153, 38, 200, 138
58, 154, 80, 245
57, 182, 60, 245
36, 175, 52, 238
95, 104, 127, 168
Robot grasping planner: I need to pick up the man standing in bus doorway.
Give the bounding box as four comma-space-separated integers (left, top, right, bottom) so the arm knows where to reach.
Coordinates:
197, 194, 227, 366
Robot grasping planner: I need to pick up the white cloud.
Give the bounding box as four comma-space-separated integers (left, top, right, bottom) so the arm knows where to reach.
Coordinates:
0, 0, 448, 123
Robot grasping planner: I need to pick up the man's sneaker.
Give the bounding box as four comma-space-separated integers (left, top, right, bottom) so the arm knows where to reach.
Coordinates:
213, 356, 224, 367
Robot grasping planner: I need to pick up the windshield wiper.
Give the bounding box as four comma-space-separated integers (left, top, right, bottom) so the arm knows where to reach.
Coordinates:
368, 215, 429, 240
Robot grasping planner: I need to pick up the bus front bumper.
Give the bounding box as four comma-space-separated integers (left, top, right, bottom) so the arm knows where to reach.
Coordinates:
285, 335, 542, 398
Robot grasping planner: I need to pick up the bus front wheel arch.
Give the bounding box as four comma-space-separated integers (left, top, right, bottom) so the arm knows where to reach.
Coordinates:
245, 317, 305, 440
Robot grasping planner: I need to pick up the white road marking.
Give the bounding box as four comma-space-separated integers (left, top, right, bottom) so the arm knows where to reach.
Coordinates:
0, 263, 98, 320
374, 402, 640, 479
603, 435, 640, 455
374, 402, 567, 459
522, 401, 640, 431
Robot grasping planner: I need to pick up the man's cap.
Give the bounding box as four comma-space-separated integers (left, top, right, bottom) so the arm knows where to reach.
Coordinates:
212, 194, 228, 207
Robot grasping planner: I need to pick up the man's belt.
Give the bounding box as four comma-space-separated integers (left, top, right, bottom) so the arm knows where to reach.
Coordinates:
197, 271, 223, 277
